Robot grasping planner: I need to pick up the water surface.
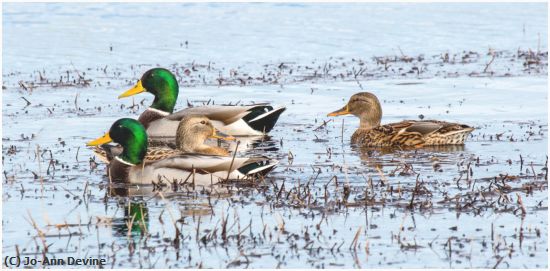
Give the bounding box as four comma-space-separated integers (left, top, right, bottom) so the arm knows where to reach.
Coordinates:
2, 3, 548, 269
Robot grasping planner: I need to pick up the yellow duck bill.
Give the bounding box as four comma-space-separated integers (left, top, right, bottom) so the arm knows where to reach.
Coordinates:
87, 132, 112, 146
118, 80, 146, 98
209, 130, 236, 141
327, 105, 351, 117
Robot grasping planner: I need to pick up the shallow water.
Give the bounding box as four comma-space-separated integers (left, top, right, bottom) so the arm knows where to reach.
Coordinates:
3, 2, 547, 73
2, 3, 548, 269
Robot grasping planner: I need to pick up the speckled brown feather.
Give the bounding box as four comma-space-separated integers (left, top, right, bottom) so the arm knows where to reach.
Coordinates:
351, 120, 474, 147
93, 145, 181, 163
144, 147, 181, 161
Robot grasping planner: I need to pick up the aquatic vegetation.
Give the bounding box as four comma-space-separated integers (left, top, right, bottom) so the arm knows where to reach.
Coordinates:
2, 3, 547, 269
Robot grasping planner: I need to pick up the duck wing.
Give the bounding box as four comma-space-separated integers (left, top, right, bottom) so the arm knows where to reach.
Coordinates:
167, 104, 270, 125
148, 154, 278, 176
144, 147, 181, 161
128, 155, 278, 186
386, 120, 474, 146
352, 120, 474, 147
371, 121, 425, 147
149, 154, 253, 171
398, 120, 473, 136
167, 104, 286, 135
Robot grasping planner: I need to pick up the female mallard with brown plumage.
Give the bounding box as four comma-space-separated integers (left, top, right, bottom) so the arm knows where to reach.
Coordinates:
328, 92, 474, 148
92, 115, 234, 163
87, 118, 277, 185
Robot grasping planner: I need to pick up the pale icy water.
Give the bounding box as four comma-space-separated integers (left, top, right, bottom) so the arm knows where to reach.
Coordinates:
3, 3, 547, 72
2, 3, 548, 269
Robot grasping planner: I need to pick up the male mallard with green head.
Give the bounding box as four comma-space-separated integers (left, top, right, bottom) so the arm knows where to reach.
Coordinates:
87, 118, 277, 185
92, 115, 234, 163
118, 68, 286, 137
328, 92, 474, 147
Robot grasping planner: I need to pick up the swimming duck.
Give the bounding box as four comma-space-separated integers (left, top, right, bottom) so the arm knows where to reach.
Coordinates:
327, 92, 474, 147
174, 115, 233, 155
87, 118, 278, 185
92, 115, 234, 163
118, 68, 286, 137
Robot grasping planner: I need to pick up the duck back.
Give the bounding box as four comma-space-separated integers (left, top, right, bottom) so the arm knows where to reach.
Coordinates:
352, 120, 474, 147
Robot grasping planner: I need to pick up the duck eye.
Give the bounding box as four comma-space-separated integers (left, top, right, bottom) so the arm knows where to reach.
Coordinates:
200, 121, 206, 125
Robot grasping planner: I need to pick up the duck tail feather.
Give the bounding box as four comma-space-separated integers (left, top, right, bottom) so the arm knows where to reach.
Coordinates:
242, 106, 286, 133
237, 159, 279, 176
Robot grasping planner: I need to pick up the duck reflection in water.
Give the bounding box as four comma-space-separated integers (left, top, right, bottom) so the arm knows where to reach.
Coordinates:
352, 144, 467, 171
111, 201, 149, 238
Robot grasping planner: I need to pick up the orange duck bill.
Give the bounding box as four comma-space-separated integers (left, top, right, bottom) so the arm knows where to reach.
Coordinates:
86, 132, 112, 146
327, 105, 351, 117
209, 130, 236, 141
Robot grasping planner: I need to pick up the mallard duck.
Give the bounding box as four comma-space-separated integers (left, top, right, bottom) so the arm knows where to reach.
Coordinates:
327, 92, 474, 147
174, 115, 234, 155
92, 115, 234, 163
87, 118, 278, 185
118, 68, 286, 137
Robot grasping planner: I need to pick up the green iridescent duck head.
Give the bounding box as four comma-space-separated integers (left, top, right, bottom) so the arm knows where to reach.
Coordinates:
118, 68, 179, 113
87, 118, 148, 165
